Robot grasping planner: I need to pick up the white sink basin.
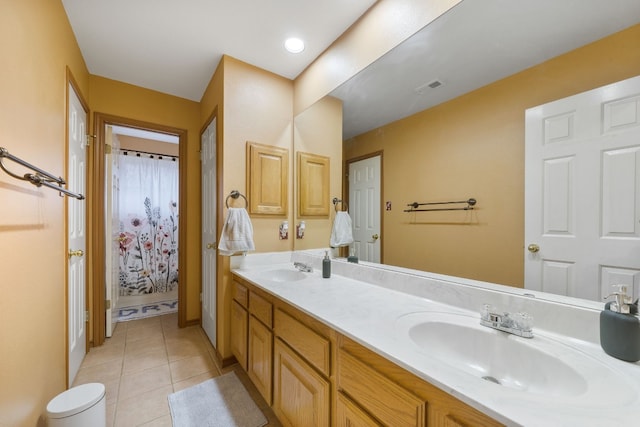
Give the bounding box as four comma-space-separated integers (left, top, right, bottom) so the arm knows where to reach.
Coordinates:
395, 311, 637, 405
260, 268, 308, 282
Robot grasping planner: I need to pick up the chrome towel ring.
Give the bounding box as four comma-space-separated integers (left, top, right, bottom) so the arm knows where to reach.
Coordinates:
225, 190, 248, 208
332, 197, 348, 212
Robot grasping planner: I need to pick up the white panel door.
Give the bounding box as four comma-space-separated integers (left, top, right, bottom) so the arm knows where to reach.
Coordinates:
105, 126, 120, 337
201, 118, 217, 346
349, 155, 381, 263
67, 84, 87, 385
525, 75, 640, 301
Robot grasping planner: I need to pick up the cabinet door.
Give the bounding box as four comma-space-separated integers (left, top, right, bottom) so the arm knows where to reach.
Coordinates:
230, 300, 248, 370
248, 316, 273, 404
336, 392, 382, 427
273, 339, 330, 427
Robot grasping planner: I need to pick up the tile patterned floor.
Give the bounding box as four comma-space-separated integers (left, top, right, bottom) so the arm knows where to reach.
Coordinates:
73, 313, 281, 426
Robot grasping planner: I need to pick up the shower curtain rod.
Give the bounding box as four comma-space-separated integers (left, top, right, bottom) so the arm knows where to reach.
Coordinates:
120, 148, 178, 161
0, 147, 85, 200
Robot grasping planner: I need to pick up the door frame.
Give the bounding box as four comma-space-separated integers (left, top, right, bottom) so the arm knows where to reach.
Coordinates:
91, 112, 188, 346
65, 69, 89, 387
344, 151, 384, 263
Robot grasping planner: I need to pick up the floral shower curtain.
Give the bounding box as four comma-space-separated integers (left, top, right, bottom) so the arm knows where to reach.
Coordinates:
117, 152, 179, 295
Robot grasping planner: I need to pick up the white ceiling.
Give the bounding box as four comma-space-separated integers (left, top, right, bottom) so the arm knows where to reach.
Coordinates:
332, 0, 640, 139
61, 0, 378, 102
62, 0, 640, 141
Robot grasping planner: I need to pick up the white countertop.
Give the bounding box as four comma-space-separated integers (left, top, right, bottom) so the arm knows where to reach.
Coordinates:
231, 252, 640, 427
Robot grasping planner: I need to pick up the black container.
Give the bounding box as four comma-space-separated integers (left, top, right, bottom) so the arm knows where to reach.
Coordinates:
600, 302, 640, 362
322, 251, 331, 278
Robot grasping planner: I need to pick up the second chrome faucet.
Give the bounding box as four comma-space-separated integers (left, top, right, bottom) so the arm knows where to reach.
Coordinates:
293, 262, 313, 273
480, 304, 534, 338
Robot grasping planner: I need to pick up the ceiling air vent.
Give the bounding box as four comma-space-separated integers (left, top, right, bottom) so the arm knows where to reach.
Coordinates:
414, 79, 444, 95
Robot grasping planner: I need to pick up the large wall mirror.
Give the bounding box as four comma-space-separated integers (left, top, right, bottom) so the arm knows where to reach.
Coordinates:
292, 0, 640, 307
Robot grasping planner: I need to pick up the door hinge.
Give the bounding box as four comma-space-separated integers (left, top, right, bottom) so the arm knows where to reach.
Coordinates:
105, 143, 112, 154
86, 134, 96, 147
105, 299, 111, 310
85, 310, 90, 322
200, 292, 203, 302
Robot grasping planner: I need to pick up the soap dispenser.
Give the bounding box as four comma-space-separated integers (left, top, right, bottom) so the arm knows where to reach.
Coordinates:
322, 251, 331, 278
347, 247, 358, 263
600, 284, 640, 362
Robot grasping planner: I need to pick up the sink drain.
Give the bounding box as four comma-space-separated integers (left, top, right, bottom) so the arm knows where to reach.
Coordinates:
482, 375, 501, 385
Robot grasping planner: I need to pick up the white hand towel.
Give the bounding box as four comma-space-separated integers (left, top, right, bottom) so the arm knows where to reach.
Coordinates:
218, 208, 255, 256
330, 211, 354, 247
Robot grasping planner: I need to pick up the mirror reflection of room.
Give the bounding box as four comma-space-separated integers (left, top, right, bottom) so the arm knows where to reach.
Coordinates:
306, 1, 640, 303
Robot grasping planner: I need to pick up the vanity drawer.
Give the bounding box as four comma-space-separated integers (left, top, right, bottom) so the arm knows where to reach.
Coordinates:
274, 308, 330, 376
249, 291, 272, 328
232, 280, 248, 308
336, 392, 382, 427
338, 349, 426, 427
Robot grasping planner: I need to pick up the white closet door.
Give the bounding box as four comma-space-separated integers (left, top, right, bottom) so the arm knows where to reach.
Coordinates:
525, 75, 640, 301
349, 155, 381, 263
67, 83, 87, 385
201, 118, 217, 345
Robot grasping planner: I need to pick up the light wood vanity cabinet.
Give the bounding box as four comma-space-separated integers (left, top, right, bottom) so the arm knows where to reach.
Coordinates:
336, 392, 383, 427
273, 308, 332, 426
273, 338, 331, 426
231, 279, 274, 404
230, 281, 248, 370
230, 275, 502, 427
338, 348, 426, 427
247, 290, 273, 404
339, 336, 501, 427
230, 299, 248, 370
248, 316, 273, 404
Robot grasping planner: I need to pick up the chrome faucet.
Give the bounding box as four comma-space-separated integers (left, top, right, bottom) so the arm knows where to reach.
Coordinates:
480, 304, 533, 338
293, 262, 313, 273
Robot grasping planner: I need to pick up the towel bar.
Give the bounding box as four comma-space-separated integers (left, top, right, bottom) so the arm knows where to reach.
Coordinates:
404, 198, 476, 212
0, 146, 85, 200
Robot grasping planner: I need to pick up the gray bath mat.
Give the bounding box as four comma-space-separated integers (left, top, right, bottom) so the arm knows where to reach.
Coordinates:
167, 372, 268, 427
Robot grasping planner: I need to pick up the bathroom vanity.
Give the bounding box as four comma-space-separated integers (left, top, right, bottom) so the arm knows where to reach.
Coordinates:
230, 251, 640, 426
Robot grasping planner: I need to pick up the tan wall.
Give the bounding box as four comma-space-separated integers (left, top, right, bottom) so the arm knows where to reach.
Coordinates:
345, 24, 640, 287
90, 76, 202, 322
293, 96, 344, 249
200, 56, 294, 360
0, 1, 90, 425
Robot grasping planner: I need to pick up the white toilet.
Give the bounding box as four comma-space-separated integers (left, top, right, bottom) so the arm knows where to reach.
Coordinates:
46, 383, 106, 427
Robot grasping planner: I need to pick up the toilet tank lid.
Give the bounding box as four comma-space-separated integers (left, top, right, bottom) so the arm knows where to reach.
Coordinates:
47, 383, 105, 418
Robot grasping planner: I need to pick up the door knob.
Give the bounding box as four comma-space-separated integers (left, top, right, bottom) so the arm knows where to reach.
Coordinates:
68, 249, 84, 258
372, 234, 379, 241
527, 244, 540, 253
206, 243, 215, 249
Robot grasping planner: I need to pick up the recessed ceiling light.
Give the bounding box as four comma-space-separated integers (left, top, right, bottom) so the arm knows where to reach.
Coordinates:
284, 37, 305, 54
